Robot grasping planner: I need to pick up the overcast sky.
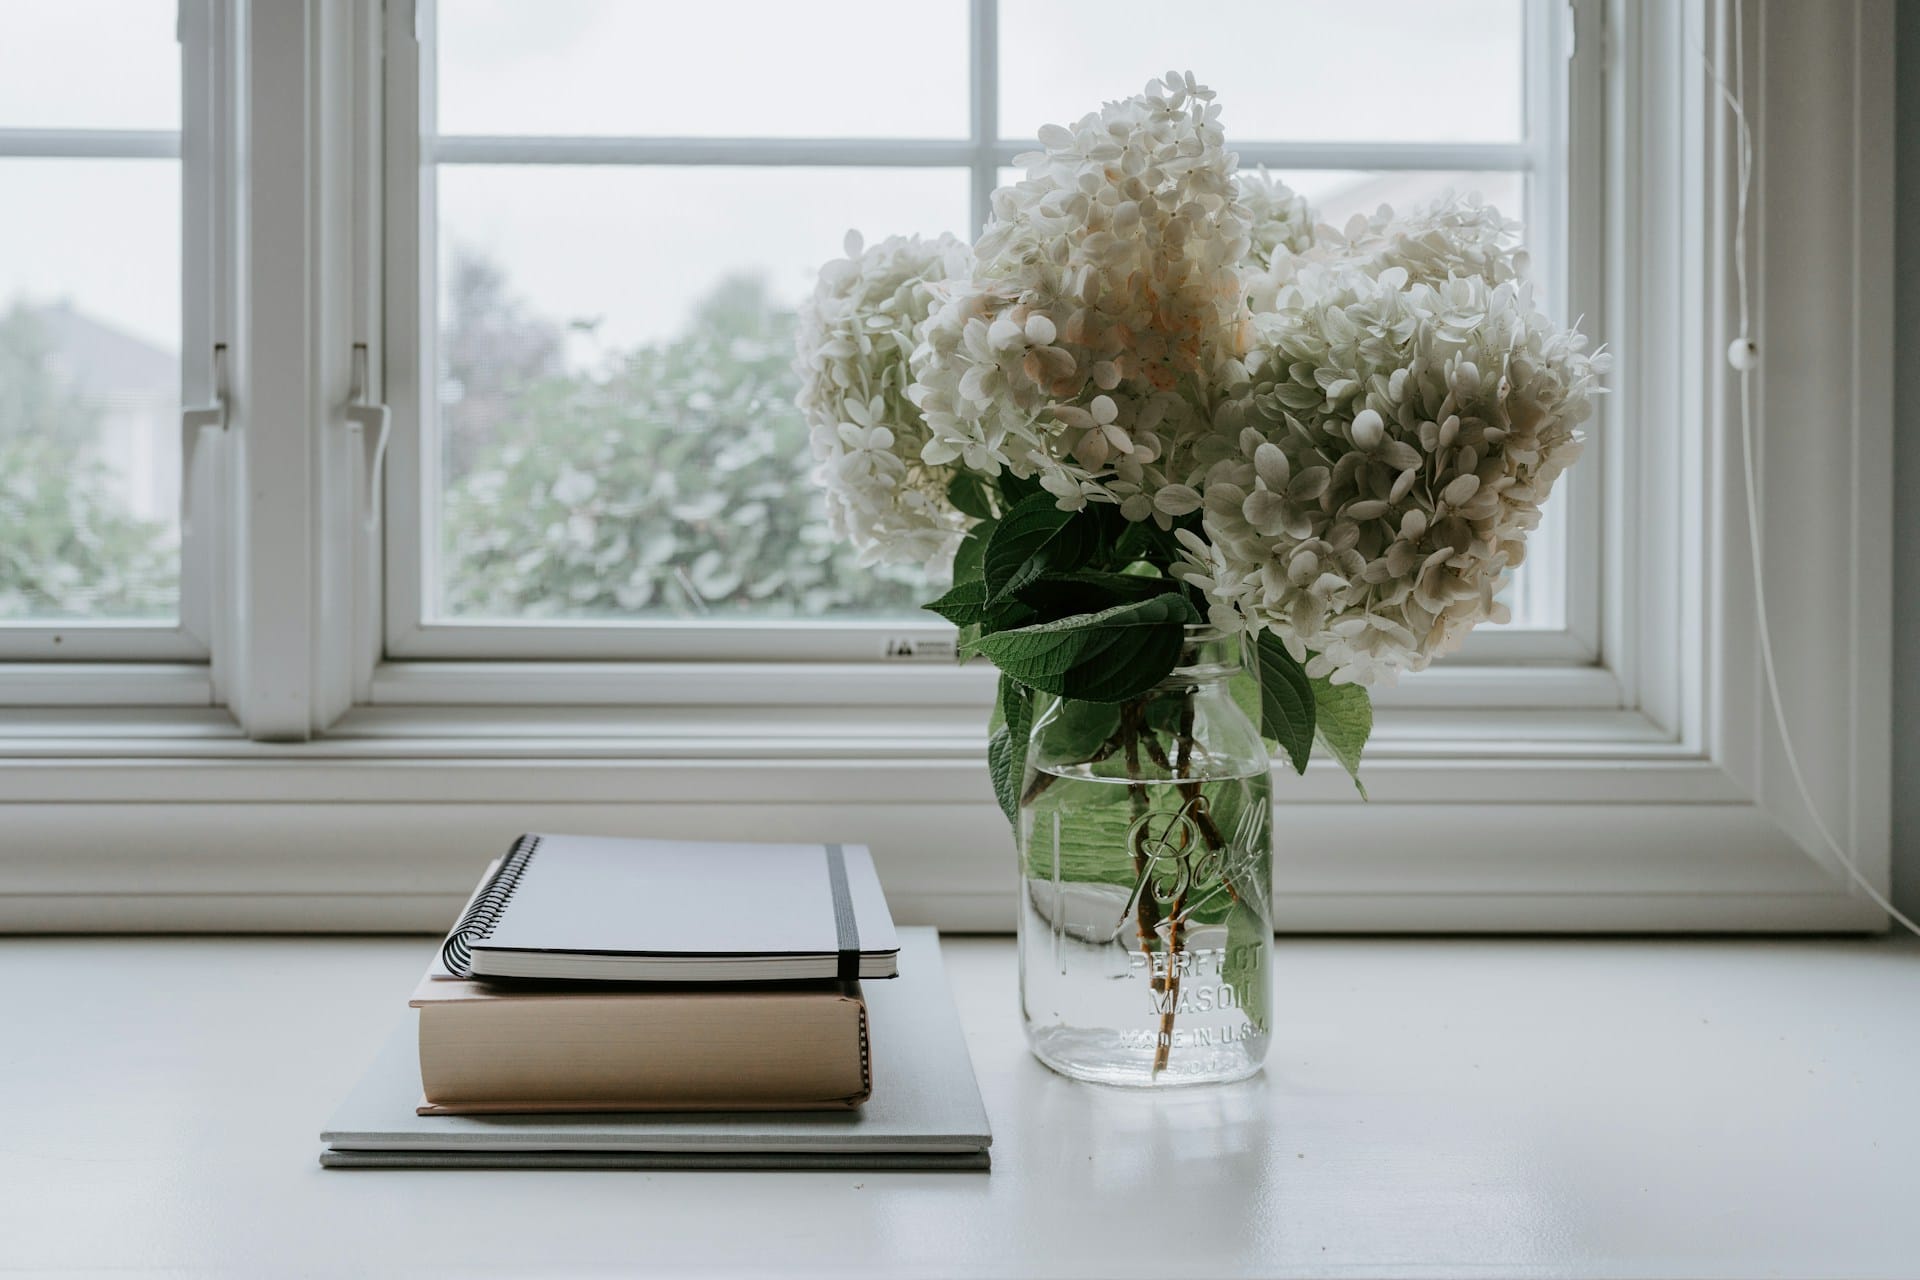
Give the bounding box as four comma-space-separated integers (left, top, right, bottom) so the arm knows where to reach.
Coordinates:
0, 0, 1523, 358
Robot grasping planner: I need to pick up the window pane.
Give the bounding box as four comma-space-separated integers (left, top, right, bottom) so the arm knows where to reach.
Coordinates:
0, 158, 180, 622
433, 165, 968, 621
0, 0, 178, 130
436, 0, 969, 139
1000, 0, 1523, 143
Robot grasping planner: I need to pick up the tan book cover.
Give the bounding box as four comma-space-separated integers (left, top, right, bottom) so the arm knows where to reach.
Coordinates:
409, 971, 870, 1113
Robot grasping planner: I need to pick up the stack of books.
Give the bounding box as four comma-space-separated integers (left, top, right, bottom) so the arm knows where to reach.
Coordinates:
320, 834, 992, 1171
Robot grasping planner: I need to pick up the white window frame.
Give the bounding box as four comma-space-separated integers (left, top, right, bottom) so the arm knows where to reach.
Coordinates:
0, 0, 383, 732
0, 0, 1896, 941
0, 3, 217, 673
379, 0, 1602, 678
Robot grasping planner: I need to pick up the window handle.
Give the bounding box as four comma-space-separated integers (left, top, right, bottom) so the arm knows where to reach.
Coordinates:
345, 343, 391, 530
180, 343, 229, 535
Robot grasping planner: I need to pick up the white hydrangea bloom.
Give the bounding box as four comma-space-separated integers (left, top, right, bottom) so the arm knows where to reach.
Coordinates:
907, 73, 1253, 522
1235, 169, 1315, 270
799, 84, 1611, 691
1318, 189, 1524, 287
794, 230, 973, 566
1241, 188, 1524, 317
1189, 257, 1609, 686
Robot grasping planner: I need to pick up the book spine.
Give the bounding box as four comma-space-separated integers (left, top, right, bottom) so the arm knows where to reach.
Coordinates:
826, 841, 860, 981
439, 833, 541, 977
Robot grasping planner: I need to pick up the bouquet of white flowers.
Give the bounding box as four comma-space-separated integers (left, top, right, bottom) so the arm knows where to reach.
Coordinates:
797, 75, 1604, 1084
799, 74, 1605, 806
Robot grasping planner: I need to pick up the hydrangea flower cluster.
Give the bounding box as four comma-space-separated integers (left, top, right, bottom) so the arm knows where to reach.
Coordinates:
907, 72, 1252, 520
1236, 169, 1316, 270
794, 230, 972, 566
794, 77, 1606, 687
1186, 261, 1606, 684
1310, 191, 1524, 288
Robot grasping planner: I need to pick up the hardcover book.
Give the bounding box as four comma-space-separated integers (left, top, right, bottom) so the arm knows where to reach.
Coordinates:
411, 970, 871, 1112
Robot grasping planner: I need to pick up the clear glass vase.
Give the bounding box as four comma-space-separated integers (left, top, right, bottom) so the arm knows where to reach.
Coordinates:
1017, 624, 1273, 1086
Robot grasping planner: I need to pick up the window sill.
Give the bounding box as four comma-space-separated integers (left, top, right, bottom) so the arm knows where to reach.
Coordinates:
0, 690, 1681, 785
0, 694, 1879, 935
3, 932, 1917, 1277
0, 651, 1626, 714
363, 657, 1627, 712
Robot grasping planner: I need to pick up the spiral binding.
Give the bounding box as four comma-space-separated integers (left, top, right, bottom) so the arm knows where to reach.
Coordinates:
854, 1001, 872, 1102
440, 833, 542, 978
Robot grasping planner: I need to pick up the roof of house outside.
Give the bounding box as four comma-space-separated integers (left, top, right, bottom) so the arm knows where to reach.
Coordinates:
34, 301, 176, 399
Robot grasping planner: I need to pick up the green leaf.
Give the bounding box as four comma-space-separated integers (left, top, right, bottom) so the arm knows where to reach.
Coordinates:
1223, 896, 1271, 1034
923, 578, 1034, 634
1037, 697, 1122, 764
1252, 631, 1315, 774
1112, 515, 1183, 566
987, 674, 1034, 828
1228, 657, 1264, 741
946, 471, 998, 521
1310, 673, 1372, 799
1018, 781, 1145, 892
982, 494, 1098, 604
923, 579, 989, 627
995, 470, 1044, 508
969, 594, 1197, 703
1019, 765, 1268, 930
951, 521, 992, 585
1012, 569, 1177, 624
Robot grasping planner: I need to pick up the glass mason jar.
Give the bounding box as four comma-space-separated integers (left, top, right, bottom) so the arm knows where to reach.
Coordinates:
1017, 624, 1273, 1086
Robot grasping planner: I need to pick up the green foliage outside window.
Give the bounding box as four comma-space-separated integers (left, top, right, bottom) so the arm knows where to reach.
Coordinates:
438, 263, 930, 619
0, 307, 176, 620
0, 260, 928, 625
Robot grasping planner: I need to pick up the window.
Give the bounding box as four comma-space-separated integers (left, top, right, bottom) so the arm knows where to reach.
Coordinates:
385, 0, 1588, 664
0, 0, 211, 660
0, 2, 1895, 938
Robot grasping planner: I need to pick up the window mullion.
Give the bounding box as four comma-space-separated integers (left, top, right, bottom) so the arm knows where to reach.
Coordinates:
381, 0, 437, 665
969, 0, 997, 234
221, 0, 363, 740
0, 128, 179, 159
176, 0, 220, 664
432, 136, 979, 166
1560, 0, 1610, 664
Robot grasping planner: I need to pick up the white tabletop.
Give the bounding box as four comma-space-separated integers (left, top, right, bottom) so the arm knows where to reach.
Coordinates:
2, 933, 1916, 1278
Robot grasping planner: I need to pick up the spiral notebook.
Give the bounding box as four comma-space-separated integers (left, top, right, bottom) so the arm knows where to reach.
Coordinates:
441, 834, 900, 982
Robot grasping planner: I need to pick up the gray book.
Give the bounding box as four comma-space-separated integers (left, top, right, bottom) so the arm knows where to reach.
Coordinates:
321, 928, 990, 1171
442, 834, 900, 982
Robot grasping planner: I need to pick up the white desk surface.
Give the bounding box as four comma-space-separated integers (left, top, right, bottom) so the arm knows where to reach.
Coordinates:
1, 933, 1916, 1278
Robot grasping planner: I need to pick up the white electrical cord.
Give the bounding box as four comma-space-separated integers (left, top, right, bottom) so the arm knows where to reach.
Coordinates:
1712, 3, 1920, 935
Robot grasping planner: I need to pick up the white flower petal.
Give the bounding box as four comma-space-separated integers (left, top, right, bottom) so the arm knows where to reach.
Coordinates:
1153, 484, 1202, 516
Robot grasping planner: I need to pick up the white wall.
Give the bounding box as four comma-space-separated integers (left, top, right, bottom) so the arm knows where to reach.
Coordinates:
1890, 5, 1918, 918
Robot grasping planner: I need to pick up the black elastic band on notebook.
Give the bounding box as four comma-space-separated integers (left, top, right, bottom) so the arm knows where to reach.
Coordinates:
825, 842, 860, 981
440, 833, 541, 978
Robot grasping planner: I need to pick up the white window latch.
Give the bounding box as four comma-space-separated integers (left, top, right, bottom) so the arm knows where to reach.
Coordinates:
345, 343, 392, 530
180, 342, 229, 534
